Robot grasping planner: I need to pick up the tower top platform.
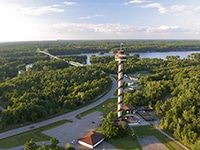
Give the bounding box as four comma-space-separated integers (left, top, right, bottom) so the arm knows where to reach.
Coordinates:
115, 50, 127, 61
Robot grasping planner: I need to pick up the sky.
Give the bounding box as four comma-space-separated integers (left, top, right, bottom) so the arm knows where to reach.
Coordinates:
0, 0, 200, 41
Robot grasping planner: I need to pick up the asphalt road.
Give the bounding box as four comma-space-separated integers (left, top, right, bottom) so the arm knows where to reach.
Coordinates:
0, 76, 117, 140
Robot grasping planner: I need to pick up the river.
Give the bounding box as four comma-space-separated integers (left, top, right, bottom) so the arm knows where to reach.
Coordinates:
61, 51, 200, 65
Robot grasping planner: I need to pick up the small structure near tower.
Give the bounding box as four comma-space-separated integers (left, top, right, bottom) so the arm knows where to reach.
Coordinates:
78, 131, 105, 149
115, 43, 127, 119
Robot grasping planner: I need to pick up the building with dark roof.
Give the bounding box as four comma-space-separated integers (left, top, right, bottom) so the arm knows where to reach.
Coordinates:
137, 110, 154, 121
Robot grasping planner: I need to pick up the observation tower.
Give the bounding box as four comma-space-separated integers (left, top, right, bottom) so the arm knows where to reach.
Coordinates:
115, 44, 126, 119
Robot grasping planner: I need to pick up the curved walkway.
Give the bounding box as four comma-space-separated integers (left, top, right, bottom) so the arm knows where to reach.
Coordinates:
155, 126, 189, 150
0, 76, 117, 140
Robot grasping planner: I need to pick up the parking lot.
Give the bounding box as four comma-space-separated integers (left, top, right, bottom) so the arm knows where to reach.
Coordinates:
43, 111, 103, 147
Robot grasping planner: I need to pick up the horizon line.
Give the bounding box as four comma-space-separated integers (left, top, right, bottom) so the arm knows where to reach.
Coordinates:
1, 39, 200, 43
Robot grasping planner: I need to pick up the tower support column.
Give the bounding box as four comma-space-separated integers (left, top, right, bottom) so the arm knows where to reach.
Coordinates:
115, 50, 126, 119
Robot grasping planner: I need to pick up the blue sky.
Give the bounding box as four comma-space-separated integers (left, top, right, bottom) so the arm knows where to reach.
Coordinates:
0, 0, 200, 41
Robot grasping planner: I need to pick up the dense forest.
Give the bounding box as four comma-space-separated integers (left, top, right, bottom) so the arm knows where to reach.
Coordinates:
0, 66, 111, 125
0, 41, 200, 149
0, 53, 87, 82
127, 54, 200, 149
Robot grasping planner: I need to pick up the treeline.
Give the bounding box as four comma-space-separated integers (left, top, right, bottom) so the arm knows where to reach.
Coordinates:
90, 55, 172, 74
0, 66, 111, 125
90, 56, 114, 64
1, 40, 200, 56
91, 53, 200, 74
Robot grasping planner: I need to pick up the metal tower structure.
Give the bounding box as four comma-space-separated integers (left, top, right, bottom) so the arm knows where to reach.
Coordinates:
115, 43, 126, 119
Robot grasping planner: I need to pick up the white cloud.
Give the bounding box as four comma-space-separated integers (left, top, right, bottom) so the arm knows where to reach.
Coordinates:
63, 1, 77, 5
1, 1, 78, 17
17, 5, 64, 16
48, 22, 189, 35
129, 0, 151, 4
125, 0, 167, 14
146, 25, 188, 34
142, 3, 167, 14
126, 0, 200, 15
0, 3, 65, 16
79, 14, 104, 20
48, 23, 141, 34
169, 5, 200, 14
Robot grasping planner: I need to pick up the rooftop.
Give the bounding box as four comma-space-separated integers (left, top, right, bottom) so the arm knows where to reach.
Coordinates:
79, 131, 104, 148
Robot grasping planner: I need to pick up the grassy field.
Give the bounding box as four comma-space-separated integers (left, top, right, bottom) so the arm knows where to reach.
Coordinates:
133, 125, 184, 150
107, 130, 141, 150
0, 120, 70, 149
76, 98, 117, 119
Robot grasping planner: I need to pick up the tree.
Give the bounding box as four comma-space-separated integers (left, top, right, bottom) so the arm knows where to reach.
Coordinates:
100, 112, 119, 138
24, 139, 38, 150
124, 90, 147, 106
50, 137, 59, 150
37, 145, 48, 150
192, 140, 200, 150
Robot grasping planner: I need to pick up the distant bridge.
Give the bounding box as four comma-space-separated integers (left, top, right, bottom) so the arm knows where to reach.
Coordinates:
36, 48, 85, 67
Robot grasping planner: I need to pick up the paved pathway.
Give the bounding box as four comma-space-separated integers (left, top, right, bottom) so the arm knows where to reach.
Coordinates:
0, 76, 117, 140
138, 135, 168, 150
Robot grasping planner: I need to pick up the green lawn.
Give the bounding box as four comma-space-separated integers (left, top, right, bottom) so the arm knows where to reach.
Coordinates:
107, 125, 183, 150
76, 98, 117, 119
107, 130, 141, 150
133, 125, 184, 150
0, 120, 70, 149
